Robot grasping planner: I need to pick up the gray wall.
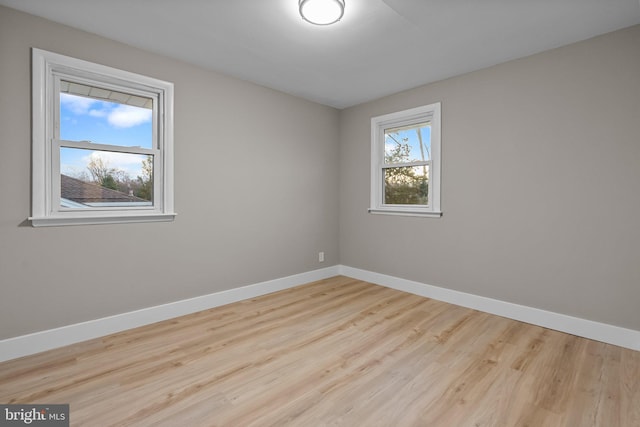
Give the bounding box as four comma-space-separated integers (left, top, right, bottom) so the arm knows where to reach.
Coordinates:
339, 25, 640, 331
0, 6, 340, 340
1, 5, 639, 341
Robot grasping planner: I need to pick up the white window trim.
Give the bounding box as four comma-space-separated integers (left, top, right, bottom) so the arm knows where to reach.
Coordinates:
369, 103, 442, 217
30, 48, 176, 227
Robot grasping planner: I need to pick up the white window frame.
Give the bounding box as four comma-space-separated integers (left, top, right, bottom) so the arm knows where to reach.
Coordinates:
30, 48, 176, 227
369, 103, 442, 217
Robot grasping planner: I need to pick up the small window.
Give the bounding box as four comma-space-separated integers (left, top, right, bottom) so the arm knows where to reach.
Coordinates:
370, 103, 442, 217
31, 48, 175, 226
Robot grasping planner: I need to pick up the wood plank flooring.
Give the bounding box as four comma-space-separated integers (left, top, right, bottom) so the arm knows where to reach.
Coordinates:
1, 276, 638, 426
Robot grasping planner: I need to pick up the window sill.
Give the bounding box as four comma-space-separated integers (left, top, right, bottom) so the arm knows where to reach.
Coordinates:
29, 213, 177, 227
368, 208, 442, 218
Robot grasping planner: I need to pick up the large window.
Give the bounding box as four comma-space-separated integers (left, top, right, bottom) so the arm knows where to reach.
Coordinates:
370, 103, 441, 217
31, 48, 175, 226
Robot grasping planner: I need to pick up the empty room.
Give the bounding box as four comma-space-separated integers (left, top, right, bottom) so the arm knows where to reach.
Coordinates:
1, 1, 639, 426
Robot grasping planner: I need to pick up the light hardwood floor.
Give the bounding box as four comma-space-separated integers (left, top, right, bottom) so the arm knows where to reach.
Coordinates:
1, 276, 638, 426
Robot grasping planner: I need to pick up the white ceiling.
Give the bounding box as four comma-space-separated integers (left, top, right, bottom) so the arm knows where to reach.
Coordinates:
2, 0, 640, 108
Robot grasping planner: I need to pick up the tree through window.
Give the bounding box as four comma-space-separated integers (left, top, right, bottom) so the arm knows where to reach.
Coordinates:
383, 122, 431, 205
31, 48, 175, 226
370, 103, 442, 217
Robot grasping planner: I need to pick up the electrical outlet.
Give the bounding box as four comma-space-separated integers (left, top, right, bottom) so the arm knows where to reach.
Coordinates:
318, 251, 325, 263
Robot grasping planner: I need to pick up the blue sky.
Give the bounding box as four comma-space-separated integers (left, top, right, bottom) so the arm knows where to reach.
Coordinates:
384, 123, 431, 163
59, 93, 152, 179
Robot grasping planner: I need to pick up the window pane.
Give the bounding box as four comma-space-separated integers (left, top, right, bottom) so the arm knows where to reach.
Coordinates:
59, 80, 153, 149
383, 165, 428, 205
60, 147, 153, 208
384, 122, 431, 164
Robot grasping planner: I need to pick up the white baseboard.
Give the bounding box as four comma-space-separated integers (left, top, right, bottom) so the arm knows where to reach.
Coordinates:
338, 265, 640, 352
3, 264, 638, 362
0, 266, 340, 363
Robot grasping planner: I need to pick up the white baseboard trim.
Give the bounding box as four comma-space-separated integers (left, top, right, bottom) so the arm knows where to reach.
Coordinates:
3, 264, 638, 362
0, 266, 340, 363
338, 265, 640, 352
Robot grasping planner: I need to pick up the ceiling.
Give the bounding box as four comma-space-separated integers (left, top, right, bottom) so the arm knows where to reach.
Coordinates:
2, 0, 640, 109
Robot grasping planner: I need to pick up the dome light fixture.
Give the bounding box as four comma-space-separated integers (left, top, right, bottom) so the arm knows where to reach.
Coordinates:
299, 0, 345, 26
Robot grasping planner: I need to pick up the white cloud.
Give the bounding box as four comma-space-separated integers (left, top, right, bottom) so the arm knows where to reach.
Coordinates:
60, 93, 97, 114
61, 93, 151, 129
108, 105, 152, 128
86, 151, 143, 165
89, 109, 107, 118
83, 151, 148, 178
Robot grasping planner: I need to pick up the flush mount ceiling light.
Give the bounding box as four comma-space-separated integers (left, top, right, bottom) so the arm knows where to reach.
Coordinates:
299, 0, 345, 25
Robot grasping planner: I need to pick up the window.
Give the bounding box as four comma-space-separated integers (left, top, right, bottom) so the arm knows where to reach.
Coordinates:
370, 103, 441, 217
31, 48, 175, 226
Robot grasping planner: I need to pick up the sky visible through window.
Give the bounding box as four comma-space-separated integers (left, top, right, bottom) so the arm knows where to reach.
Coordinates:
383, 123, 431, 205
60, 93, 152, 180
384, 123, 431, 164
